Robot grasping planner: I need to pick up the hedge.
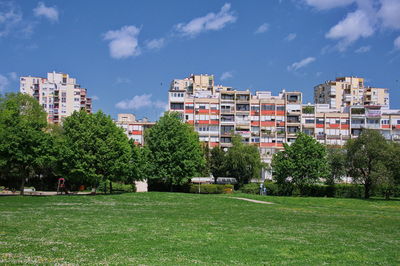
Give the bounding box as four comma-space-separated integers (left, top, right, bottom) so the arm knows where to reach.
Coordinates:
240, 182, 400, 199
189, 184, 234, 194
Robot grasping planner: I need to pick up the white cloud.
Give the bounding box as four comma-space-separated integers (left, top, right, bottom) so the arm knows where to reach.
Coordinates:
355, 45, 371, 53
115, 94, 167, 110
394, 36, 400, 49
0, 2, 22, 37
115, 77, 131, 84
255, 23, 269, 34
304, 0, 355, 10
146, 38, 165, 50
325, 9, 374, 51
175, 3, 237, 37
8, 72, 17, 80
33, 2, 59, 22
220, 71, 233, 81
0, 74, 10, 92
287, 57, 316, 71
103, 25, 141, 59
91, 95, 99, 101
377, 0, 400, 30
285, 33, 297, 41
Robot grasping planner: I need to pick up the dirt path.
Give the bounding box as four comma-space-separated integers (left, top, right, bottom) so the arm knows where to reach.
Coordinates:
231, 197, 274, 204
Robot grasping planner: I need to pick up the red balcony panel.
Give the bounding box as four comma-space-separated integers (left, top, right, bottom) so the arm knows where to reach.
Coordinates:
261, 110, 276, 115
261, 121, 275, 127
260, 143, 276, 147
131, 130, 142, 135
198, 109, 209, 114
341, 124, 349, 129
251, 121, 260, 126
210, 142, 219, 147
187, 120, 194, 125
276, 143, 284, 147
210, 120, 219, 125
210, 110, 219, 114
396, 125, 400, 129
328, 124, 340, 128
316, 124, 324, 128
185, 109, 194, 113
198, 120, 210, 124
382, 125, 390, 129
277, 122, 285, 127
276, 111, 285, 115
250, 111, 260, 116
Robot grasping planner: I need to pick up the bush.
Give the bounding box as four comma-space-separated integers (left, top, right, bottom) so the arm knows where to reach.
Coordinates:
97, 181, 136, 193
189, 184, 234, 194
334, 184, 364, 198
240, 183, 260, 194
148, 179, 191, 192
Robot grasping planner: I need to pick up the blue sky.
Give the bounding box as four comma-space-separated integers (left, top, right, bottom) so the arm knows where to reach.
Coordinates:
1, 0, 400, 120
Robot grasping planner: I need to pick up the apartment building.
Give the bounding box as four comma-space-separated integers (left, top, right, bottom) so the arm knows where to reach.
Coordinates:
20, 72, 92, 124
314, 77, 389, 109
169, 74, 400, 180
116, 113, 155, 145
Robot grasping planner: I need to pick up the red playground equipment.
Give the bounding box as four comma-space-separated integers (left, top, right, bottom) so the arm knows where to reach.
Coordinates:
57, 178, 67, 195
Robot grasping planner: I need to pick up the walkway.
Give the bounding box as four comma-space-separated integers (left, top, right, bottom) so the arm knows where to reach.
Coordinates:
231, 197, 274, 204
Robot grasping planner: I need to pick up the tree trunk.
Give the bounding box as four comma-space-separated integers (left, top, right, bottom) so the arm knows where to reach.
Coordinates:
20, 177, 25, 196
109, 180, 113, 194
364, 181, 370, 199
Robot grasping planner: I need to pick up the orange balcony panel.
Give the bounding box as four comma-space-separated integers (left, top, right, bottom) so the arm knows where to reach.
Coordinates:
382, 125, 390, 129
210, 110, 219, 114
198, 109, 209, 114
276, 143, 284, 147
185, 109, 194, 113
276, 111, 285, 115
198, 120, 210, 124
316, 124, 324, 128
210, 120, 219, 125
261, 110, 276, 115
251, 111, 260, 116
187, 120, 194, 125
251, 121, 260, 126
260, 143, 276, 147
329, 124, 340, 128
261, 121, 275, 127
341, 124, 349, 129
131, 130, 142, 135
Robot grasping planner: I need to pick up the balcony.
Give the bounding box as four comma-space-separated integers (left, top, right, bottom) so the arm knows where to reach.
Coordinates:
221, 108, 235, 114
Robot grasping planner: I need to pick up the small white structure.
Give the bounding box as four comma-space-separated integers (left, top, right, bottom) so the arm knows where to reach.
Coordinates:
135, 180, 148, 192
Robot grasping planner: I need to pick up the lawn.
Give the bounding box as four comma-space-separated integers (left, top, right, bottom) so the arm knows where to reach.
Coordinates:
0, 193, 399, 265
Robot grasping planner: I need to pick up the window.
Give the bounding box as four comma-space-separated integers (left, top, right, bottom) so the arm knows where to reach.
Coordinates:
305, 119, 314, 124
261, 105, 275, 111
170, 103, 184, 110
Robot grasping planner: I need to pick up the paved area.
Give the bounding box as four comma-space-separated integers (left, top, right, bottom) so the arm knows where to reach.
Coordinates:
231, 197, 274, 204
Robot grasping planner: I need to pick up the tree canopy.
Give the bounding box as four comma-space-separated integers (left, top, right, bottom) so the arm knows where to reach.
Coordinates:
0, 93, 48, 194
145, 112, 205, 189
61, 110, 132, 191
272, 133, 330, 194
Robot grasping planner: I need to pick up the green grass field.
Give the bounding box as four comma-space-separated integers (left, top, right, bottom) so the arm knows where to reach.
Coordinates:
1, 193, 399, 265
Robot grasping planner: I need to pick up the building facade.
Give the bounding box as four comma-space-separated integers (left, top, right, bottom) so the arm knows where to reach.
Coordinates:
20, 72, 92, 124
168, 74, 400, 180
314, 76, 389, 109
115, 113, 155, 145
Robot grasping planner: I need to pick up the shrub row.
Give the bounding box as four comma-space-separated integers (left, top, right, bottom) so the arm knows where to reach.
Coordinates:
241, 182, 400, 198
189, 184, 234, 194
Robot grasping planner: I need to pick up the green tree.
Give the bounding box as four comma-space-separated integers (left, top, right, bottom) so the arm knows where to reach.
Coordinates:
0, 93, 48, 195
145, 112, 205, 190
272, 133, 329, 195
345, 129, 390, 199
62, 110, 132, 192
326, 147, 347, 185
223, 135, 263, 186
210, 146, 227, 182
